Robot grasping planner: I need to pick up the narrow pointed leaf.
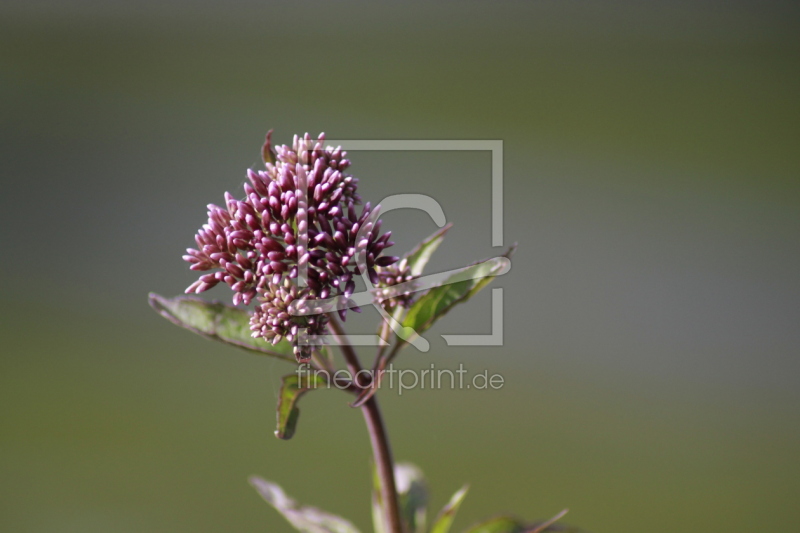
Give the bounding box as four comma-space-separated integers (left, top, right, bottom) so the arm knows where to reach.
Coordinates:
429, 485, 468, 533
261, 129, 276, 165
464, 513, 581, 533
276, 372, 327, 440
371, 462, 429, 533
462, 516, 527, 533
148, 293, 293, 361
371, 462, 387, 533
402, 245, 515, 336
249, 476, 361, 533
395, 463, 429, 533
404, 223, 452, 277
528, 509, 571, 533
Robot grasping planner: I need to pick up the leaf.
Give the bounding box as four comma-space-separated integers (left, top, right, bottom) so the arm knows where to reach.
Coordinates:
463, 510, 579, 533
528, 509, 573, 533
371, 462, 429, 533
462, 516, 527, 533
429, 485, 468, 533
275, 372, 327, 440
404, 223, 452, 277
262, 129, 276, 165
148, 293, 294, 362
249, 476, 361, 533
395, 463, 429, 533
402, 245, 515, 336
371, 462, 387, 533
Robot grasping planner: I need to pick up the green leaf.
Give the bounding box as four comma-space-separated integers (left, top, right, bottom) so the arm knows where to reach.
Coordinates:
275, 372, 327, 440
371, 462, 387, 533
462, 516, 527, 533
395, 463, 429, 533
371, 462, 429, 533
463, 510, 578, 533
249, 476, 361, 533
402, 245, 515, 336
148, 293, 294, 362
465, 516, 525, 533
262, 129, 276, 165
429, 485, 468, 533
404, 223, 452, 277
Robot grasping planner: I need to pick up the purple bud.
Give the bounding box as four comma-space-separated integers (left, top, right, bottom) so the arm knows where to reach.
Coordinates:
224, 192, 236, 214
197, 282, 215, 293
185, 280, 202, 293
376, 255, 399, 267
333, 231, 346, 247
244, 214, 259, 231
225, 262, 245, 278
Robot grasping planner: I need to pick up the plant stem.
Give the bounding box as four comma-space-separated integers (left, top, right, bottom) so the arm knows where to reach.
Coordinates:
362, 394, 404, 533
328, 316, 403, 533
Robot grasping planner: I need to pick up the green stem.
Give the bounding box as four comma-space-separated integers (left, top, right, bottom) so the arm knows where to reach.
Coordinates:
362, 394, 403, 533
328, 316, 403, 533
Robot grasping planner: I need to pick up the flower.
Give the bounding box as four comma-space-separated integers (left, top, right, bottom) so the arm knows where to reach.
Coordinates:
182, 132, 401, 361
374, 258, 416, 312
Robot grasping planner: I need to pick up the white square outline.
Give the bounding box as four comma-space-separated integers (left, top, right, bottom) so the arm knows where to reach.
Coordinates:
326, 140, 504, 346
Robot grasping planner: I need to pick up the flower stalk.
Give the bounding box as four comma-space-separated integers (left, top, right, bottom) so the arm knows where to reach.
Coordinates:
328, 316, 403, 533
362, 395, 403, 533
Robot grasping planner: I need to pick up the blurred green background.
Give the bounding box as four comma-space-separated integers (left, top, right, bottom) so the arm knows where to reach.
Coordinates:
1, 2, 799, 532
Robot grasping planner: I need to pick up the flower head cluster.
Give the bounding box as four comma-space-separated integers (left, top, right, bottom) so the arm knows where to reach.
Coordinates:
183, 132, 400, 361
374, 259, 416, 312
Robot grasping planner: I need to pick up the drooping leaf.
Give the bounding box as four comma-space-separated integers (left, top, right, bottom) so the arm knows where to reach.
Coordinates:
275, 372, 327, 440
395, 463, 429, 533
249, 476, 361, 533
428, 485, 468, 533
402, 245, 515, 337
148, 293, 294, 361
404, 223, 452, 277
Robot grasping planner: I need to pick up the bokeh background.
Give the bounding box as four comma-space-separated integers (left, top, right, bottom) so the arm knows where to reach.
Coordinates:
1, 2, 798, 532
